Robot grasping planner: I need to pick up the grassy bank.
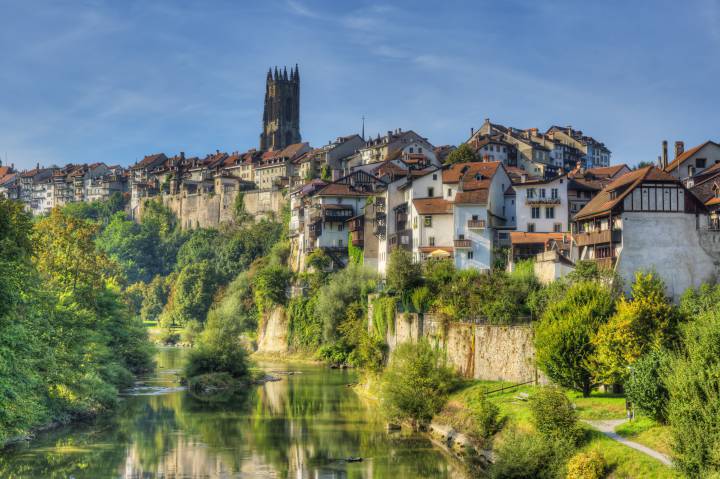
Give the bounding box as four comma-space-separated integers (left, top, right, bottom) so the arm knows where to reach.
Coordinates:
442, 380, 679, 478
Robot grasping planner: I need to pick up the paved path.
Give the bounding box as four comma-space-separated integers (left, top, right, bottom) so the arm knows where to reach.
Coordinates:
583, 419, 673, 466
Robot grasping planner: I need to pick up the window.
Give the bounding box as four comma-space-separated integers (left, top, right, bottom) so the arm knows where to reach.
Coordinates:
418, 147, 423, 153
338, 224, 344, 231
545, 207, 555, 219
539, 188, 546, 198
432, 173, 437, 180
531, 207, 540, 219
696, 158, 707, 168
467, 251, 474, 260
472, 214, 479, 220
428, 187, 434, 197
551, 188, 558, 199
458, 233, 465, 240
527, 188, 536, 199
429, 236, 435, 246
424, 215, 432, 227
527, 223, 536, 232
553, 223, 563, 232
409, 147, 414, 153
447, 188, 452, 197
338, 239, 343, 247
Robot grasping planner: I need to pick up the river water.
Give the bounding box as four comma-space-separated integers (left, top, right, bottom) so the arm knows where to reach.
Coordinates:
0, 347, 467, 478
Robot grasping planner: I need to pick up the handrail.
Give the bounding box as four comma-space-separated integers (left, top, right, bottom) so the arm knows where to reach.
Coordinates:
483, 379, 536, 396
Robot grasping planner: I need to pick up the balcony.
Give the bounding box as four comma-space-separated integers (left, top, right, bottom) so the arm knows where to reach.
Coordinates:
347, 216, 364, 232
310, 205, 355, 223
525, 197, 561, 206
454, 239, 472, 248
389, 229, 412, 250
592, 256, 616, 270
467, 219, 486, 229
574, 229, 621, 247
351, 230, 364, 247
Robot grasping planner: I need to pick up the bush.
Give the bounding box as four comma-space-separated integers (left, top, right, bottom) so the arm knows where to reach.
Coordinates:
529, 386, 581, 445
183, 345, 250, 381
380, 340, 459, 428
467, 393, 500, 439
315, 263, 376, 341
181, 320, 203, 346
566, 451, 606, 479
625, 348, 670, 423
490, 429, 573, 479
158, 328, 180, 345
411, 286, 432, 313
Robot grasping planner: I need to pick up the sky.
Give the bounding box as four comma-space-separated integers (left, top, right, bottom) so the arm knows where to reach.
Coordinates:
0, 0, 719, 170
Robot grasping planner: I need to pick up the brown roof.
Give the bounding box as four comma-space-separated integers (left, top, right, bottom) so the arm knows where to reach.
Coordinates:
510, 232, 567, 245
413, 197, 453, 215
574, 166, 680, 220
585, 164, 629, 178
262, 142, 309, 161
316, 182, 372, 197
134, 153, 168, 169
706, 196, 720, 206
665, 141, 720, 172
453, 189, 489, 205
442, 161, 500, 185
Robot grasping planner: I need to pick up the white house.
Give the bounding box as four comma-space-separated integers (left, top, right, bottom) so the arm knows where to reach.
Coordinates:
513, 174, 569, 233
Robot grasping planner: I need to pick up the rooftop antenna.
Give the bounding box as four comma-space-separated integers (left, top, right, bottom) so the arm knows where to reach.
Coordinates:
361, 115, 366, 140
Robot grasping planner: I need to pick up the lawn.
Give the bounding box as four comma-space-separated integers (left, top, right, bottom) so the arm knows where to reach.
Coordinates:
446, 380, 678, 477
616, 416, 674, 457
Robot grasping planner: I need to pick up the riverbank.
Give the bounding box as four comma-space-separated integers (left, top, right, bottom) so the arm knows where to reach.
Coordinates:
443, 380, 680, 478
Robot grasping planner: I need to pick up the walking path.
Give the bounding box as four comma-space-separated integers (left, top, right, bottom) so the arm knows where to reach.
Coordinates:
583, 419, 673, 466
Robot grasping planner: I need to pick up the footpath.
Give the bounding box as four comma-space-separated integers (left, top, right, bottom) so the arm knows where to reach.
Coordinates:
583, 419, 672, 466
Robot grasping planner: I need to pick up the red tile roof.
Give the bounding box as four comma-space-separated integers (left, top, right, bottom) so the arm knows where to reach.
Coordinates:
510, 232, 568, 245
316, 182, 372, 197
442, 161, 500, 185
453, 189, 489, 205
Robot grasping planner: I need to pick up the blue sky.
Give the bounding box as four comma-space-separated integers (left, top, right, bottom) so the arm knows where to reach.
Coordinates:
1, 0, 718, 170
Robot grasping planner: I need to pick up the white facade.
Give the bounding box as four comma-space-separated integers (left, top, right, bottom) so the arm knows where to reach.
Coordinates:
513, 176, 568, 233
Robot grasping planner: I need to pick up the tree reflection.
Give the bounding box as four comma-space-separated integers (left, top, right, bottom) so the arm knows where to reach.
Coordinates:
0, 349, 466, 478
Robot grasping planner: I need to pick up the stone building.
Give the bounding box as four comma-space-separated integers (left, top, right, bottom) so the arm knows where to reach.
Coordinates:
260, 65, 301, 151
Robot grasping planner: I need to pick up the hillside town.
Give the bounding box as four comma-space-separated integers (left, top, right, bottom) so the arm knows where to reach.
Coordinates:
2, 66, 719, 301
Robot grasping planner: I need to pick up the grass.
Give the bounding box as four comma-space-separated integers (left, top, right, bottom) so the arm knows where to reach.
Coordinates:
444, 380, 678, 476
580, 429, 680, 478
616, 416, 674, 457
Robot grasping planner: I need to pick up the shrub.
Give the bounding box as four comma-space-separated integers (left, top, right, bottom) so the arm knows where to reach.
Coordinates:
380, 340, 458, 428
372, 295, 396, 338
315, 263, 376, 341
467, 393, 500, 439
411, 286, 432, 313
529, 386, 581, 445
158, 328, 180, 345
490, 429, 573, 479
183, 345, 250, 380
624, 348, 670, 423
566, 451, 606, 479
181, 320, 203, 346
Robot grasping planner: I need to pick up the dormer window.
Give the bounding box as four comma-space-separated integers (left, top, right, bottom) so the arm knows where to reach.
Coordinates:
609, 190, 617, 200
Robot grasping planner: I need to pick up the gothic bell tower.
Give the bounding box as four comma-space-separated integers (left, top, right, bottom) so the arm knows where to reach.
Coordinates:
260, 65, 301, 151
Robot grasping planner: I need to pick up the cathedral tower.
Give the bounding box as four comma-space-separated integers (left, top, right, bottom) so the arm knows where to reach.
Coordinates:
260, 65, 301, 151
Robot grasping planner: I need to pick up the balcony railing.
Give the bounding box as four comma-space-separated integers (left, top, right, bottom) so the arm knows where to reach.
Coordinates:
525, 197, 561, 206
467, 219, 486, 229
592, 257, 616, 270
454, 239, 472, 248
574, 229, 621, 247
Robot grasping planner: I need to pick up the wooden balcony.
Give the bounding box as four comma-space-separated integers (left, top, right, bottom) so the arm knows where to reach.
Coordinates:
574, 229, 621, 247
351, 230, 364, 247
467, 219, 486, 229
593, 257, 616, 270
454, 239, 472, 248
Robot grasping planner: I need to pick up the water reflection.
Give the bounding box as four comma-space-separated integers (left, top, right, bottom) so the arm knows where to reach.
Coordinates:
0, 348, 466, 478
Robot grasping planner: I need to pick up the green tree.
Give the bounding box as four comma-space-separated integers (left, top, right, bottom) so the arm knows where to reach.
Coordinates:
380, 340, 458, 428
444, 143, 477, 164
141, 275, 169, 323
625, 348, 670, 423
534, 281, 615, 396
529, 386, 581, 445
386, 248, 422, 294
666, 288, 720, 476
591, 272, 679, 385
161, 261, 217, 327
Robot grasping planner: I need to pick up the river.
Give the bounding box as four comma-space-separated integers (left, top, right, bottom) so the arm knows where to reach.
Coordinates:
0, 347, 467, 478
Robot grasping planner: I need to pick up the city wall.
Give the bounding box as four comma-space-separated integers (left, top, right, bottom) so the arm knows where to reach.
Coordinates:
136, 189, 287, 229
369, 301, 545, 384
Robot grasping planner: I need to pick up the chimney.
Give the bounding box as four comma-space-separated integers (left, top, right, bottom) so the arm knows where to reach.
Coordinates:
470, 127, 474, 136
675, 141, 684, 158
662, 140, 668, 168
36, 162, 39, 170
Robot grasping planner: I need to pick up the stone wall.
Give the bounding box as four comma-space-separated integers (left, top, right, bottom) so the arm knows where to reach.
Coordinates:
373, 307, 544, 383
136, 188, 287, 229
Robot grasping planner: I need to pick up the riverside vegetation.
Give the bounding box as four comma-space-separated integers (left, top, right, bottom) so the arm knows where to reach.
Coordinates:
5, 191, 720, 478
